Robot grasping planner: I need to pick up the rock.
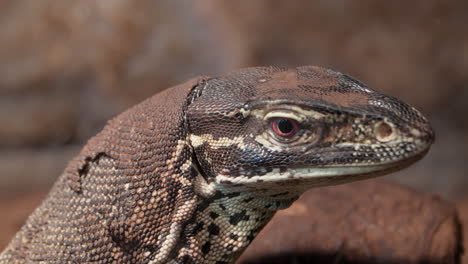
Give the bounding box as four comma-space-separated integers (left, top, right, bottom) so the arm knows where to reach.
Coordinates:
237, 180, 462, 264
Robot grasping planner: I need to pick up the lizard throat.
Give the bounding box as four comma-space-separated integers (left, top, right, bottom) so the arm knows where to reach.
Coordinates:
179, 188, 296, 263
179, 171, 299, 263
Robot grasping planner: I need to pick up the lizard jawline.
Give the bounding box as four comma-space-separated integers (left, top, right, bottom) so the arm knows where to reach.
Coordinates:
216, 149, 426, 187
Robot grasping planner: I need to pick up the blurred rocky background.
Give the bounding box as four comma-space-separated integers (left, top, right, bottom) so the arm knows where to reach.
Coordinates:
0, 0, 467, 262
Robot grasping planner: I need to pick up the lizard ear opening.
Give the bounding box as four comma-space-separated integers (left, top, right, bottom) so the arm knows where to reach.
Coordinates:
374, 120, 396, 142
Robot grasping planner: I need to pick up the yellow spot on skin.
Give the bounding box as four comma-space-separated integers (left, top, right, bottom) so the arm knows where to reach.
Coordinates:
190, 134, 247, 150
194, 169, 217, 198
410, 128, 422, 137
239, 108, 250, 118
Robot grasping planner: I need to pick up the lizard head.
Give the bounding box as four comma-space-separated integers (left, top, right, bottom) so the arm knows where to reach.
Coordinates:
187, 66, 434, 194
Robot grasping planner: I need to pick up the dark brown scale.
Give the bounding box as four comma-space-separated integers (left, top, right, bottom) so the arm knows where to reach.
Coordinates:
207, 223, 220, 236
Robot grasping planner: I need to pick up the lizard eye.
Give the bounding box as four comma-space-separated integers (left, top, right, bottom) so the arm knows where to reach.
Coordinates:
271, 118, 299, 138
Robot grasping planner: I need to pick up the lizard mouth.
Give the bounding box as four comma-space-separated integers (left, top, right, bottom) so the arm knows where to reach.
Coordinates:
216, 148, 429, 187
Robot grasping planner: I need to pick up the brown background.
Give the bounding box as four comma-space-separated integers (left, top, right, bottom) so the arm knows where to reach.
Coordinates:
0, 0, 467, 259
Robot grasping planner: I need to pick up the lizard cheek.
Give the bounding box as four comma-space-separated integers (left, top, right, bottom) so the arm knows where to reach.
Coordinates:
374, 120, 396, 142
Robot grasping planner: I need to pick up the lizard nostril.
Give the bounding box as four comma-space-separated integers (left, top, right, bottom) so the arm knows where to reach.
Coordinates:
374, 121, 395, 142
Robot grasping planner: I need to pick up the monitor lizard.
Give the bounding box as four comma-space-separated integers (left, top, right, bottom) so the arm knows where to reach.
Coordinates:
0, 66, 434, 264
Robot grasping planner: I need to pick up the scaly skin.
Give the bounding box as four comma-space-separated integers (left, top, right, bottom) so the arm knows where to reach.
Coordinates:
0, 66, 434, 264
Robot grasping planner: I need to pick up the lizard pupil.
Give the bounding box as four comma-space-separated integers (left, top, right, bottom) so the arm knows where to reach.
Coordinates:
271, 118, 299, 138
278, 119, 294, 133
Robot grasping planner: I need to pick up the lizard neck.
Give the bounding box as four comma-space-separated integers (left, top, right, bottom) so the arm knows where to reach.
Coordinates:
175, 174, 300, 263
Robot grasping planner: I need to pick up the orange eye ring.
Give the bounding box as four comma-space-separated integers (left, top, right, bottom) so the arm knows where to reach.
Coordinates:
271, 118, 299, 138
